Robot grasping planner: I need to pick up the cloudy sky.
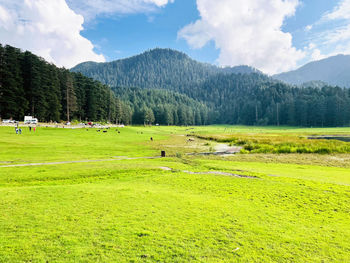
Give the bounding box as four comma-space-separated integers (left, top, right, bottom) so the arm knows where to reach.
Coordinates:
0, 0, 349, 74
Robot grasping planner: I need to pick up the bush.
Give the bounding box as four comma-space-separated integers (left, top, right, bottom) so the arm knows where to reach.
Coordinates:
315, 148, 331, 154
239, 149, 250, 154
276, 146, 292, 154
244, 144, 254, 151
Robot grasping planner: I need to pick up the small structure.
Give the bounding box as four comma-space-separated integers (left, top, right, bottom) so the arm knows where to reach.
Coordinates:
24, 116, 38, 124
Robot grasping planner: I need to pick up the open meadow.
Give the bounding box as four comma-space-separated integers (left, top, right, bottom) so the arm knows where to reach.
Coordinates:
0, 125, 350, 262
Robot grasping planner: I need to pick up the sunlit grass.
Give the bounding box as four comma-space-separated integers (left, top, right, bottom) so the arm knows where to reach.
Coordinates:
0, 126, 350, 262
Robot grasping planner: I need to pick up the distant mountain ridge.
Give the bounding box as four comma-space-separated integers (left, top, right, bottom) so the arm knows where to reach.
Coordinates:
4, 43, 350, 127
273, 54, 350, 87
71, 48, 262, 90
69, 47, 350, 127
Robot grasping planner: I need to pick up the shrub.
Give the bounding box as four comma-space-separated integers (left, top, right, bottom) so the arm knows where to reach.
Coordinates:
315, 148, 331, 154
239, 149, 250, 154
276, 146, 292, 154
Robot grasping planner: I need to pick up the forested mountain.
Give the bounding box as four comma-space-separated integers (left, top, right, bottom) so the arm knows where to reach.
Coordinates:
3, 44, 350, 127
0, 44, 124, 123
112, 87, 213, 125
273, 54, 350, 87
299, 80, 329, 89
72, 45, 350, 127
71, 48, 261, 92
0, 44, 212, 125
196, 73, 350, 127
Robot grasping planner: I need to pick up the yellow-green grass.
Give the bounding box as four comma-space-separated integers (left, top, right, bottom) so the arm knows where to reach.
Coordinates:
0, 126, 169, 164
0, 126, 350, 262
194, 126, 350, 154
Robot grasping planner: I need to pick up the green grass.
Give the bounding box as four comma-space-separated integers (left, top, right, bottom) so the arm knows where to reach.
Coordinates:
195, 128, 350, 154
0, 125, 350, 262
0, 126, 168, 164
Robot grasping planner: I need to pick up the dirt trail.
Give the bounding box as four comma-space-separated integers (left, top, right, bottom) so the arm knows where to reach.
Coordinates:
159, 166, 257, 179
214, 143, 242, 154
0, 157, 257, 179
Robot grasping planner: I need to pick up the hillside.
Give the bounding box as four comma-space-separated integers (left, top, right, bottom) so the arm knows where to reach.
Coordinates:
72, 48, 350, 127
273, 54, 350, 87
71, 48, 261, 91
0, 44, 214, 125
113, 87, 213, 125
3, 44, 350, 127
0, 44, 119, 122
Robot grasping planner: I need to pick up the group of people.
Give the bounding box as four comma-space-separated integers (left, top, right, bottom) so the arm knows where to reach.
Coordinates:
15, 125, 36, 134
15, 127, 22, 134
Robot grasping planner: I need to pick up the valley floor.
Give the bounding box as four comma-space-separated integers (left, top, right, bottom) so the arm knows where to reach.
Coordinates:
0, 125, 349, 262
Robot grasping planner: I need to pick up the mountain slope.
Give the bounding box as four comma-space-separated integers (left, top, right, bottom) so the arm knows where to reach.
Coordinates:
273, 54, 350, 87
71, 48, 261, 91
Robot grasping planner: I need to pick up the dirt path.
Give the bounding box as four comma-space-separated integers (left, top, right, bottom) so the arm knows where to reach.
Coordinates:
214, 143, 242, 154
0, 158, 257, 179
0, 156, 161, 168
159, 167, 257, 179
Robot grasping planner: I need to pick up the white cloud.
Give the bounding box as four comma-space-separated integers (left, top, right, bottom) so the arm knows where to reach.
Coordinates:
303, 0, 350, 62
323, 0, 350, 47
324, 0, 350, 20
178, 0, 305, 74
311, 49, 326, 61
66, 0, 174, 21
305, 25, 313, 31
0, 0, 106, 68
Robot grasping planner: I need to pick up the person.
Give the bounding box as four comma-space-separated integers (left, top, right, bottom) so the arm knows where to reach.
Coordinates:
19, 128, 22, 134
15, 128, 18, 134
33, 127, 36, 132
150, 137, 153, 141
29, 126, 32, 132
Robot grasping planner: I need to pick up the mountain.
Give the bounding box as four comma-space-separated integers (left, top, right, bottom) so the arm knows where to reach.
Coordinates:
71, 48, 350, 127
0, 44, 216, 125
273, 54, 350, 87
299, 80, 329, 89
4, 43, 350, 127
71, 48, 261, 91
112, 86, 214, 125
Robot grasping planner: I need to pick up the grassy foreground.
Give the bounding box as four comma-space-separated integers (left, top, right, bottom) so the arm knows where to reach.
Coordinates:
0, 125, 349, 262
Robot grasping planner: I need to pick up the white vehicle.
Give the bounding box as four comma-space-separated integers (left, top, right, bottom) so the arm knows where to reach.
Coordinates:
2, 119, 11, 123
24, 116, 38, 124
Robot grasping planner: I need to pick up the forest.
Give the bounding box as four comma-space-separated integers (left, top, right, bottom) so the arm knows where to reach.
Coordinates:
0, 44, 210, 125
73, 48, 350, 127
2, 44, 350, 127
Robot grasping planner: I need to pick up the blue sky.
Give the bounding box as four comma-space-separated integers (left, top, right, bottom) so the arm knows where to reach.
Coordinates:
81, 0, 220, 64
1, 0, 350, 74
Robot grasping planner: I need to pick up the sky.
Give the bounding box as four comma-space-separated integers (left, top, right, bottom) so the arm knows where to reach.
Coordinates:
0, 0, 350, 74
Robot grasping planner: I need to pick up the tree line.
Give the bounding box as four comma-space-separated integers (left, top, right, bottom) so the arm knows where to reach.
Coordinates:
112, 87, 214, 125
0, 44, 126, 123
195, 73, 350, 127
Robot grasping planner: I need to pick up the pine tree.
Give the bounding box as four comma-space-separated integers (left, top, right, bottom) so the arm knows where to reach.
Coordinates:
65, 72, 77, 122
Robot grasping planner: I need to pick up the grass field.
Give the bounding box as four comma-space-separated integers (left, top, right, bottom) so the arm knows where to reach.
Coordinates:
0, 125, 350, 262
